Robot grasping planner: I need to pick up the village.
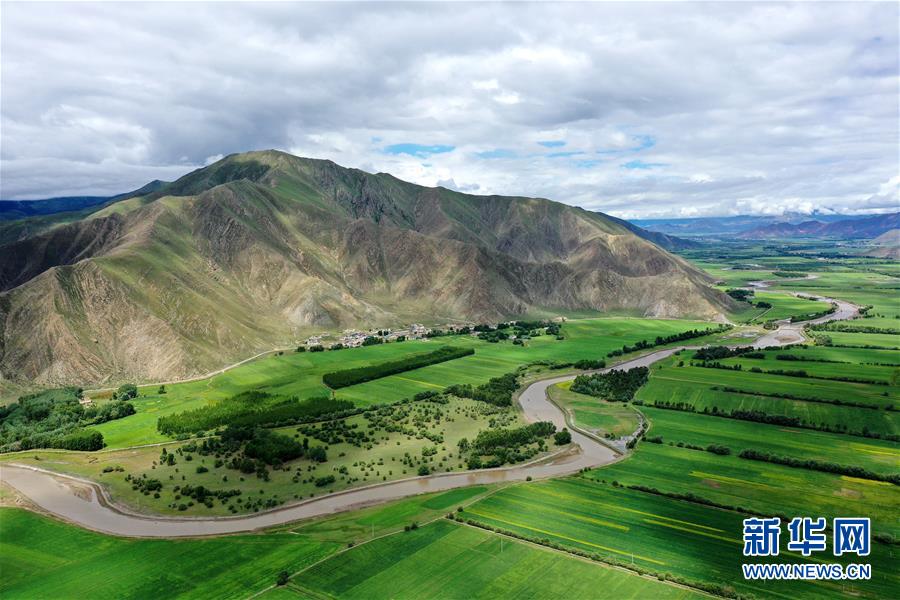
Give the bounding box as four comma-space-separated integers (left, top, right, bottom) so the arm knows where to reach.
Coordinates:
301, 317, 567, 350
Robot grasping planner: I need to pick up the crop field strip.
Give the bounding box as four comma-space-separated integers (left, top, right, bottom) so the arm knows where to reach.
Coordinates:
641, 407, 900, 475
463, 479, 900, 600
292, 519, 704, 600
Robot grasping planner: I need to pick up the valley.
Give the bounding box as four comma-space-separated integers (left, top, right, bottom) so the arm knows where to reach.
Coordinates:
2, 232, 898, 599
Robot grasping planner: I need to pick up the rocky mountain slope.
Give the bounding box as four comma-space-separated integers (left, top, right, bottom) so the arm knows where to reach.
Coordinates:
0, 151, 733, 385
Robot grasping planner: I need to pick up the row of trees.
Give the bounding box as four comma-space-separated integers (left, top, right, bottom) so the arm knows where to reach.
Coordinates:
606, 326, 731, 358
738, 449, 899, 485
322, 346, 474, 388
157, 392, 354, 435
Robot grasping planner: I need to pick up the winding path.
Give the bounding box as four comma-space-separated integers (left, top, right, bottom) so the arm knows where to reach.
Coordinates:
0, 291, 860, 538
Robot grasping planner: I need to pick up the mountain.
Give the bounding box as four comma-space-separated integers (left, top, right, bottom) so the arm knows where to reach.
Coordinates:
0, 180, 168, 221
608, 216, 699, 251
0, 180, 169, 245
863, 229, 900, 259
0, 150, 733, 385
632, 214, 873, 237
737, 213, 900, 240
0, 196, 111, 220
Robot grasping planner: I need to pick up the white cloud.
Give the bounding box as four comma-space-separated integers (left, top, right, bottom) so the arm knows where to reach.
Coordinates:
0, 1, 897, 218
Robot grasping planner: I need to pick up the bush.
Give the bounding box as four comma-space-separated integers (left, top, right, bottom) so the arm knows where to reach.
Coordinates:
554, 429, 572, 445
706, 444, 731, 455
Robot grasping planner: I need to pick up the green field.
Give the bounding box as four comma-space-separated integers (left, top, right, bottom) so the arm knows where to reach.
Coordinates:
0, 508, 338, 599
638, 356, 899, 436
549, 381, 640, 439
593, 442, 900, 537
88, 318, 714, 449
291, 519, 703, 600
464, 479, 899, 600
723, 290, 831, 323
642, 407, 900, 476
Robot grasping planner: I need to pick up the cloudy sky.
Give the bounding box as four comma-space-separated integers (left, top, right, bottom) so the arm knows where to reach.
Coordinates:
1, 2, 897, 218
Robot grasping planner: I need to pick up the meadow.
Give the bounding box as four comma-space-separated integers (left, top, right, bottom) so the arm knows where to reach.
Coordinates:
591, 442, 900, 537
464, 479, 899, 600
11, 398, 528, 516
1, 489, 706, 600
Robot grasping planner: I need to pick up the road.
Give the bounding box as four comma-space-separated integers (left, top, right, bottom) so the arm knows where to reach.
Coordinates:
0, 291, 861, 538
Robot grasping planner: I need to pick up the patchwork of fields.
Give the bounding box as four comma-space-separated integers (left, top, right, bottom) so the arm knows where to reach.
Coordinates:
3, 242, 899, 600
90, 317, 719, 448
462, 479, 899, 600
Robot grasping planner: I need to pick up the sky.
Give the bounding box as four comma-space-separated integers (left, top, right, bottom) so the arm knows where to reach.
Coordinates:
1, 2, 898, 219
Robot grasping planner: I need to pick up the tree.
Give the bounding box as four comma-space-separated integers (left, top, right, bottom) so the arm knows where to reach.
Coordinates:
418, 465, 430, 476
276, 571, 290, 586
158, 385, 166, 395
116, 383, 138, 400
554, 429, 572, 445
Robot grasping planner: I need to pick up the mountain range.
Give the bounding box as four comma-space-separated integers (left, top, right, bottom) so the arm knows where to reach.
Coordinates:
0, 150, 732, 385
633, 213, 884, 238
736, 213, 900, 240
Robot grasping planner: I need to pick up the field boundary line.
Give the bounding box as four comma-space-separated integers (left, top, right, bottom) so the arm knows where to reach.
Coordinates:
449, 519, 719, 599
244, 485, 509, 600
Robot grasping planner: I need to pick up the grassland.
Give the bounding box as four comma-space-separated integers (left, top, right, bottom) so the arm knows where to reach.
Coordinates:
86, 317, 716, 449
10, 398, 528, 516
464, 479, 899, 600
291, 519, 703, 600
548, 381, 639, 439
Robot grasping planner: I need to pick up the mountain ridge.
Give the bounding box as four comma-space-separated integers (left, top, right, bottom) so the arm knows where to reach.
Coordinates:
0, 150, 733, 385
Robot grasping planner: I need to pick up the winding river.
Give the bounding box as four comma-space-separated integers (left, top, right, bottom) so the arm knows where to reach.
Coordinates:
0, 291, 859, 538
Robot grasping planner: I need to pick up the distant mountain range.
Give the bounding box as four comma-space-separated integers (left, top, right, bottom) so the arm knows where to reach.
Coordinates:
737, 212, 899, 240
0, 150, 731, 385
0, 180, 167, 221
633, 213, 885, 238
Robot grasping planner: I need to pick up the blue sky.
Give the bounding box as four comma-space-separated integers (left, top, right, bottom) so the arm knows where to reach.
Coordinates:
1, 2, 897, 218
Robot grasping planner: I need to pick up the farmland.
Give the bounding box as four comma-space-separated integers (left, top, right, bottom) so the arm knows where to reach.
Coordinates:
0, 507, 338, 599
462, 479, 899, 600
290, 519, 703, 599
0, 490, 706, 600
87, 317, 717, 449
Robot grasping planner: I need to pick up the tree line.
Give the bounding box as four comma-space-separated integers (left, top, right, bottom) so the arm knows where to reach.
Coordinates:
606, 325, 731, 358
157, 392, 354, 435
322, 346, 474, 389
